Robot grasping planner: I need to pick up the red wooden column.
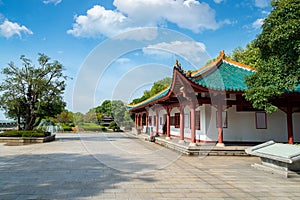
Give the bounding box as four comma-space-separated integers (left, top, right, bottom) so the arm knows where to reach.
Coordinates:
179, 106, 185, 143
145, 114, 149, 134
155, 110, 159, 135
135, 114, 137, 129
287, 103, 294, 144
166, 107, 171, 140
139, 113, 143, 131
190, 105, 196, 145
217, 99, 224, 147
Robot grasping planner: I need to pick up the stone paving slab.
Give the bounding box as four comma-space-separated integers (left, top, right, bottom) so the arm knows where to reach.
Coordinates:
0, 132, 300, 199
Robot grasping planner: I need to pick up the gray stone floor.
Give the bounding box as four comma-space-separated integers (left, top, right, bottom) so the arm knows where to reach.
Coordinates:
0, 132, 300, 200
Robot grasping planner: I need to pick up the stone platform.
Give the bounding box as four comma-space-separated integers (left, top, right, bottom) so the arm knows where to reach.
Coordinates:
137, 133, 251, 156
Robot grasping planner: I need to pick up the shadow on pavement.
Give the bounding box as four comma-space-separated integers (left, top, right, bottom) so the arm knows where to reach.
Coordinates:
0, 152, 157, 199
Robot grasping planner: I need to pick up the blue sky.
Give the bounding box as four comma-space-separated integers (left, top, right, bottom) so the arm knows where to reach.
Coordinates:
0, 0, 271, 117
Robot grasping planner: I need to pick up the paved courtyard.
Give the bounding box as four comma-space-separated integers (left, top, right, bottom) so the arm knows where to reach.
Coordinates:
0, 132, 300, 200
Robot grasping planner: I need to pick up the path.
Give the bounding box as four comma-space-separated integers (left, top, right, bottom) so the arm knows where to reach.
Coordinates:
0, 132, 300, 199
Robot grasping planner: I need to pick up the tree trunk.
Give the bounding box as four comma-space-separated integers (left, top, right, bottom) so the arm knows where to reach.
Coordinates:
17, 113, 21, 130
25, 105, 36, 130
34, 117, 42, 128
25, 106, 31, 130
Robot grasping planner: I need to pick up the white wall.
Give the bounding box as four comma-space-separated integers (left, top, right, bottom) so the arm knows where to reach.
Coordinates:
170, 107, 180, 137
144, 104, 299, 143
200, 104, 293, 143
196, 105, 207, 141
158, 109, 167, 133
221, 105, 288, 142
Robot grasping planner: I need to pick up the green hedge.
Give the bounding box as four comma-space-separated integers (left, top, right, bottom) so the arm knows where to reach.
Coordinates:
76, 123, 107, 132
0, 130, 51, 138
61, 124, 73, 131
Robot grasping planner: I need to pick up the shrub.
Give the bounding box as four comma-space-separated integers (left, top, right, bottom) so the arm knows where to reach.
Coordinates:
61, 124, 73, 131
108, 121, 120, 132
0, 130, 50, 138
77, 123, 105, 132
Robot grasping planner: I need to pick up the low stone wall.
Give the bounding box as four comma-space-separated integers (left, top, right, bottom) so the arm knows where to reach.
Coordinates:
0, 134, 55, 144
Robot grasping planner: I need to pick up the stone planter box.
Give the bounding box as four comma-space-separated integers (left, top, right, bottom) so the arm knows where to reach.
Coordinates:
0, 134, 55, 145
245, 140, 300, 177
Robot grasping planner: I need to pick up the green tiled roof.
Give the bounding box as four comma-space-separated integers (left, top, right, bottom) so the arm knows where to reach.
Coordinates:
193, 60, 254, 91
127, 88, 170, 110
128, 57, 255, 110
296, 85, 300, 92
286, 84, 300, 93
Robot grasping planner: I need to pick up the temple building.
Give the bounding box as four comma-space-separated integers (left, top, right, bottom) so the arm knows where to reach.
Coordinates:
127, 51, 300, 146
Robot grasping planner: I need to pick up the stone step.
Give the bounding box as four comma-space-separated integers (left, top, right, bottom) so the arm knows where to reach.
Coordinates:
154, 137, 249, 156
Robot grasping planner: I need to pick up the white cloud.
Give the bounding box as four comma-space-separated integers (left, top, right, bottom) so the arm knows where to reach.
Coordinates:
115, 58, 131, 63
115, 0, 219, 32
252, 18, 264, 29
143, 41, 207, 65
43, 0, 62, 5
68, 0, 219, 38
254, 0, 269, 8
67, 5, 130, 38
0, 19, 33, 38
213, 0, 223, 3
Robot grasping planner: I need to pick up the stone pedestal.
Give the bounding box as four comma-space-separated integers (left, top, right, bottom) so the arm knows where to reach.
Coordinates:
189, 142, 197, 147
216, 142, 225, 147
178, 139, 185, 144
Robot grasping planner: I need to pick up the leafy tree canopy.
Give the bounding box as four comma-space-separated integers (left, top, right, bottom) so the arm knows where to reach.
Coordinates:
51, 110, 74, 124
83, 110, 99, 124
243, 0, 300, 113
0, 54, 67, 130
230, 42, 260, 67
95, 100, 128, 126
130, 77, 172, 104
95, 100, 112, 116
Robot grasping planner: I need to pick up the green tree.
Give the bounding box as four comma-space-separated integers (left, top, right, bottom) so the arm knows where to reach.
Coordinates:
0, 87, 26, 129
73, 112, 84, 124
83, 110, 98, 124
52, 110, 74, 124
95, 112, 104, 124
0, 54, 67, 130
111, 100, 127, 126
230, 42, 260, 67
108, 121, 120, 132
123, 111, 134, 127
95, 100, 112, 116
244, 0, 300, 113
130, 77, 171, 104
95, 100, 129, 127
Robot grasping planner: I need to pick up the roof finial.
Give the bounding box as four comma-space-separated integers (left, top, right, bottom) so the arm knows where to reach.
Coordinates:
174, 59, 182, 70
220, 50, 225, 59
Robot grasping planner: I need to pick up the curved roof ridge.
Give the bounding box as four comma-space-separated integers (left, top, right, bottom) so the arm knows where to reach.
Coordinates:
127, 87, 170, 107
191, 50, 256, 77
223, 56, 256, 71
191, 50, 225, 77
